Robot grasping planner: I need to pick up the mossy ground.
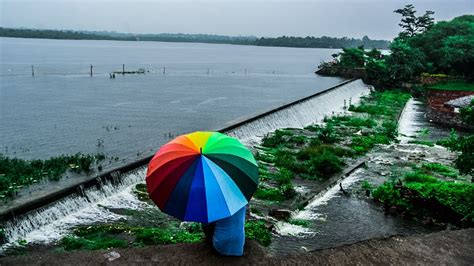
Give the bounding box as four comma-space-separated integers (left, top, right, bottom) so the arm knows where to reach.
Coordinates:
252, 90, 410, 213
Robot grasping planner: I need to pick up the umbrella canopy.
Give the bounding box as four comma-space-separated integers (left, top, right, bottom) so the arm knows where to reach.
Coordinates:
146, 131, 258, 223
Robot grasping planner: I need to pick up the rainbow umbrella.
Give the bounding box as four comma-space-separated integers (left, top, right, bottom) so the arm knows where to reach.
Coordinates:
146, 131, 258, 223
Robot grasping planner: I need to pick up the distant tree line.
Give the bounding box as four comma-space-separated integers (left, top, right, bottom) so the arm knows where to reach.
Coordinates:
255, 35, 389, 49
0, 27, 389, 49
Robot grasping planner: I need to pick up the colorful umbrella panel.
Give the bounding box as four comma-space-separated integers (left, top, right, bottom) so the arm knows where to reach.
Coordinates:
146, 131, 258, 223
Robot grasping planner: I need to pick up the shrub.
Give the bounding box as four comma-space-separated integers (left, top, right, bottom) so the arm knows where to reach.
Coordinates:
319, 124, 339, 143
271, 168, 293, 184
307, 150, 344, 178
404, 172, 438, 183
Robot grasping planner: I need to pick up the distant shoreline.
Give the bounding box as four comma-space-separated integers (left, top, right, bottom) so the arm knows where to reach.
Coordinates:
0, 27, 390, 49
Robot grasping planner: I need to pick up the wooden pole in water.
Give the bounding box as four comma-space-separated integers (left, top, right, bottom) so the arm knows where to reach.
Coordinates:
122, 64, 125, 75
244, 68, 247, 76
31, 65, 34, 77
90, 65, 93, 77
163, 67, 166, 75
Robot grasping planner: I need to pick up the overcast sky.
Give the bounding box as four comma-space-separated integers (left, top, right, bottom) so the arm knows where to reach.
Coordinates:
1, 0, 472, 40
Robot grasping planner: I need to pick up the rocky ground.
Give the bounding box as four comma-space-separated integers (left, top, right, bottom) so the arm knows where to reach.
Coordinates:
1, 228, 472, 265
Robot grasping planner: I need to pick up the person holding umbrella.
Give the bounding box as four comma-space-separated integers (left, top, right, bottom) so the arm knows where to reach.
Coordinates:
146, 131, 259, 256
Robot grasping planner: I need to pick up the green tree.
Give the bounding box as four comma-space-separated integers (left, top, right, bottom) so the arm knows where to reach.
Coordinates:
410, 15, 474, 79
339, 46, 366, 68
385, 39, 425, 82
365, 60, 391, 89
394, 4, 435, 39
365, 48, 382, 60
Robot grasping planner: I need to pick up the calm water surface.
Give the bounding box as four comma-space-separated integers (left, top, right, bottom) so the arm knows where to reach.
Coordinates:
0, 37, 343, 167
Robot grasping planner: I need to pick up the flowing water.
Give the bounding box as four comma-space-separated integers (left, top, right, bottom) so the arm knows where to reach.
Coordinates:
0, 78, 369, 252
228, 79, 370, 145
398, 98, 454, 143
269, 97, 454, 255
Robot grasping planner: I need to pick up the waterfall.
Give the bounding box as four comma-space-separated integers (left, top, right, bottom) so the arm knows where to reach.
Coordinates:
1, 79, 371, 251
1, 168, 147, 252
398, 98, 420, 142
227, 79, 371, 145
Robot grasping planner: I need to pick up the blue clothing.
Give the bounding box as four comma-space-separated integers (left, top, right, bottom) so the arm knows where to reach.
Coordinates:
212, 206, 246, 256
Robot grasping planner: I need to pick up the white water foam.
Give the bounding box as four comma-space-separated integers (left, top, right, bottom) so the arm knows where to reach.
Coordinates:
275, 221, 315, 237
228, 79, 371, 145
1, 168, 148, 252
274, 169, 365, 237
295, 169, 364, 221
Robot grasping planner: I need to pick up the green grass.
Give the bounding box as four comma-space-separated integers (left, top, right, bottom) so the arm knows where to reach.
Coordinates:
422, 163, 458, 178
351, 134, 391, 154
373, 174, 474, 224
60, 223, 204, 251
428, 81, 474, 92
0, 153, 105, 199
134, 228, 203, 245
269, 168, 293, 184
288, 218, 310, 227
348, 90, 411, 118
261, 129, 296, 148
245, 220, 272, 246
404, 172, 438, 183
254, 187, 285, 201
254, 182, 295, 202
361, 180, 373, 190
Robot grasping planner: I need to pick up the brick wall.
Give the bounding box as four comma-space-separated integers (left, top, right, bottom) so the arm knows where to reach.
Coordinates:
427, 90, 474, 129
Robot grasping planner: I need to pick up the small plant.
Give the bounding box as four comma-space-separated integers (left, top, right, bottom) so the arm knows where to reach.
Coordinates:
0, 153, 106, 199
319, 124, 339, 144
408, 140, 435, 147
422, 163, 458, 178
245, 220, 271, 246
271, 168, 293, 184
436, 129, 458, 149
404, 172, 438, 183
134, 228, 203, 245
254, 187, 284, 201
288, 218, 310, 227
361, 180, 373, 190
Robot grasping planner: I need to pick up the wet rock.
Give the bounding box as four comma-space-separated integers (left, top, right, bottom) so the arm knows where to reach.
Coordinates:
268, 209, 292, 221
361, 129, 372, 136
103, 251, 121, 261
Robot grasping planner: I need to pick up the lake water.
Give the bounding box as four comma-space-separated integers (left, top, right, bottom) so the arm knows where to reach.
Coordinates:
0, 37, 343, 166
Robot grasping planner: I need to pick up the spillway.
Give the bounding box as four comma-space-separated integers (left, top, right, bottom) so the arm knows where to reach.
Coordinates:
1, 79, 371, 252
